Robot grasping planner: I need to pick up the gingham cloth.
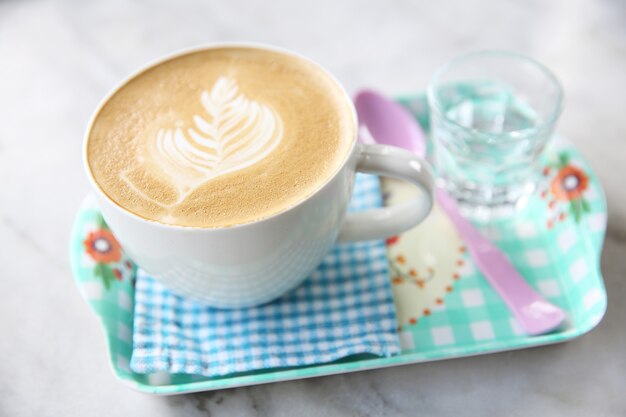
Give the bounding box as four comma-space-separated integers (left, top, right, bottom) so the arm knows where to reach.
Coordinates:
130, 174, 400, 377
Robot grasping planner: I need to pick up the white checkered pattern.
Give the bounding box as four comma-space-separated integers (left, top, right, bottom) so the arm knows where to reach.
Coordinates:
538, 280, 561, 298
558, 228, 577, 253
471, 321, 495, 341
461, 289, 485, 308
431, 327, 455, 346
583, 289, 604, 310
526, 249, 549, 267
129, 175, 401, 377
570, 258, 589, 283
515, 222, 537, 239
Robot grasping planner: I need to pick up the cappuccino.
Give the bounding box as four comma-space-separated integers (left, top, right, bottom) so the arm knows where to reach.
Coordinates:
87, 46, 355, 227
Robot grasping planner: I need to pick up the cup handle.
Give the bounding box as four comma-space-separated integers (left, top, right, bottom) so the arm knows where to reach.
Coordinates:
337, 143, 434, 242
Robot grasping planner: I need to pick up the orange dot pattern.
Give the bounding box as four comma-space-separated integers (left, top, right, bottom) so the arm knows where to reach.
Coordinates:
395, 245, 466, 330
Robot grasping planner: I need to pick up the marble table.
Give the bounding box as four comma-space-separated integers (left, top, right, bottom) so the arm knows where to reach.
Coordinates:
1, 0, 624, 415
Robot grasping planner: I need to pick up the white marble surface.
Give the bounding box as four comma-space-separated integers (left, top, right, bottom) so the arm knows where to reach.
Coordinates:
1, 0, 625, 415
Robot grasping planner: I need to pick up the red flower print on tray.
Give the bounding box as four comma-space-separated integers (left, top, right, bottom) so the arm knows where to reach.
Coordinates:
84, 229, 122, 263
83, 217, 134, 290
551, 165, 589, 202
541, 152, 591, 225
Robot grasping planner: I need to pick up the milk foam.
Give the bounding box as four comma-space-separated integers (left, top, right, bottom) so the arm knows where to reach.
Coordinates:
87, 46, 355, 227
122, 77, 283, 207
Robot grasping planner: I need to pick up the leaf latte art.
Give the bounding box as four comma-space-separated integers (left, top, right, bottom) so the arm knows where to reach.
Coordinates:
123, 77, 283, 207
87, 46, 355, 227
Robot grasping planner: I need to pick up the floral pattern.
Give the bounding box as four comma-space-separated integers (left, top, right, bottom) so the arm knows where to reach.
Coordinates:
381, 177, 466, 329
551, 165, 589, 202
388, 245, 435, 289
83, 216, 133, 290
84, 229, 121, 263
541, 151, 591, 226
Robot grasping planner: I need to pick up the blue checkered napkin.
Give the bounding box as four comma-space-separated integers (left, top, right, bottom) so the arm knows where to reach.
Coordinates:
130, 174, 400, 377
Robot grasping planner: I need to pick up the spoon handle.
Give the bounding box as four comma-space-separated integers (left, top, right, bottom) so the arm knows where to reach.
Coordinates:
436, 188, 565, 335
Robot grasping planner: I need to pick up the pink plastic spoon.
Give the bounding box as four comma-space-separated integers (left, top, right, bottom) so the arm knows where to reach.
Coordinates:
355, 89, 565, 335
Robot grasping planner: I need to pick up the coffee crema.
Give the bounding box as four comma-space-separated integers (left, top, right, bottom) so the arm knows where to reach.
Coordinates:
87, 46, 355, 227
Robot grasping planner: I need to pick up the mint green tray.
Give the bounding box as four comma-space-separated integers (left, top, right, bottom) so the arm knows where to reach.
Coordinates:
70, 94, 607, 395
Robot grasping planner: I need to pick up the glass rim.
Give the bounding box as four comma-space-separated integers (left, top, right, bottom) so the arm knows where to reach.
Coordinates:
427, 50, 564, 142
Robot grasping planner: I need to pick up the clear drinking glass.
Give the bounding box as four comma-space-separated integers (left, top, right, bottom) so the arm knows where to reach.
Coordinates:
428, 51, 563, 219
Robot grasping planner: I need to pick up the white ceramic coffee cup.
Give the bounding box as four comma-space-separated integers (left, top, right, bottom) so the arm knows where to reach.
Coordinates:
84, 43, 434, 308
